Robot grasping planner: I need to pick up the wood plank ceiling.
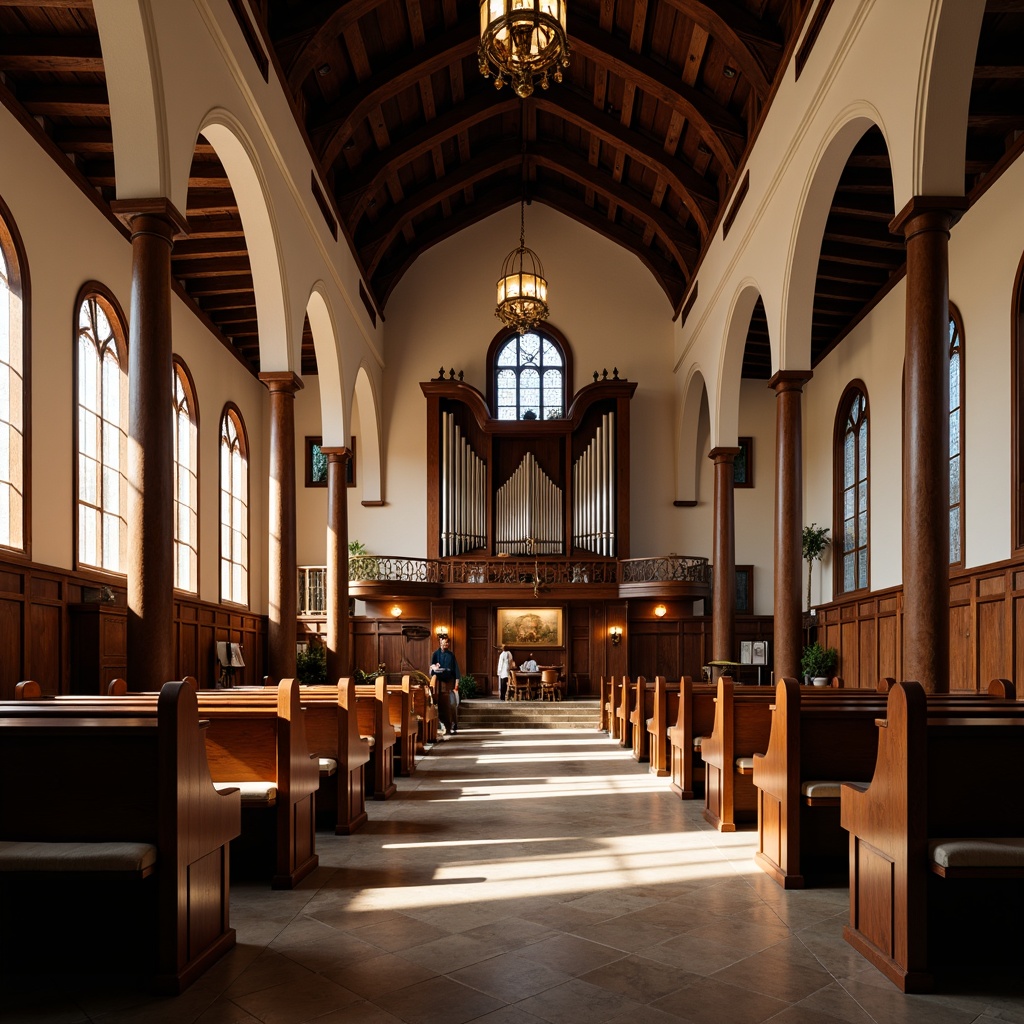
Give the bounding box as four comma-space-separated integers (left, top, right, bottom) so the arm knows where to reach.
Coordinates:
0, 1, 1021, 379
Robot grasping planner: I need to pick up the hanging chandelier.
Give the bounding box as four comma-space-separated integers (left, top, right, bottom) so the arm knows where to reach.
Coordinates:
495, 197, 549, 331
478, 0, 571, 99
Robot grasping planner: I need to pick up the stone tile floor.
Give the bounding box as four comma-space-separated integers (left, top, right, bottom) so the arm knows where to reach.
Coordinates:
4, 726, 1023, 1023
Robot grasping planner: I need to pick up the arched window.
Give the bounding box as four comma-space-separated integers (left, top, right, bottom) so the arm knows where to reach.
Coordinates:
0, 199, 26, 552
76, 287, 127, 573
220, 405, 248, 605
173, 358, 199, 592
835, 383, 869, 595
949, 307, 964, 567
491, 329, 568, 420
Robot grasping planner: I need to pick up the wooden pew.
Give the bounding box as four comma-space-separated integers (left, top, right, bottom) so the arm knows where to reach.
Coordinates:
603, 675, 620, 739
355, 677, 398, 799
841, 682, 1024, 992
296, 680, 371, 835
628, 677, 651, 762
405, 675, 438, 749
0, 681, 240, 993
667, 678, 720, 798
616, 676, 637, 749
701, 677, 773, 832
194, 680, 320, 889
755, 677, 1020, 890
646, 676, 686, 777
598, 676, 610, 732
386, 676, 416, 777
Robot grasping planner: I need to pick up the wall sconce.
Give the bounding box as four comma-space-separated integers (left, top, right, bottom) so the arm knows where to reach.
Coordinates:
390, 605, 402, 618
435, 626, 449, 639
609, 626, 623, 646
654, 604, 667, 618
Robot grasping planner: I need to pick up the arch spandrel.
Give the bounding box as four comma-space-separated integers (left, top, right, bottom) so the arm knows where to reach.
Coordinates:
353, 366, 383, 505
305, 286, 345, 443
677, 366, 708, 505
712, 281, 763, 450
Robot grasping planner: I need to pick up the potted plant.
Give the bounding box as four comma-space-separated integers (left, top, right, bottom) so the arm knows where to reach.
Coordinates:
295, 638, 327, 686
800, 642, 838, 686
802, 523, 831, 612
459, 674, 477, 700
348, 539, 379, 581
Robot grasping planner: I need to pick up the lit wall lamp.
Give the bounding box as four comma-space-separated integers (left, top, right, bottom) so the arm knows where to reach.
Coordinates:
390, 605, 402, 618
435, 626, 449, 640
609, 626, 623, 646
654, 604, 667, 618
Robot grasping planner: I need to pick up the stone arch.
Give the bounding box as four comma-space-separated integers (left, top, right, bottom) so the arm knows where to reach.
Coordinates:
913, 0, 986, 196
197, 113, 292, 373
304, 286, 345, 443
782, 108, 889, 372
676, 365, 709, 504
352, 366, 382, 504
713, 280, 763, 449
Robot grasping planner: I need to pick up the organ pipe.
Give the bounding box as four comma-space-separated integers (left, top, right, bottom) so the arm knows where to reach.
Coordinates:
440, 412, 486, 556
494, 453, 563, 554
572, 410, 616, 556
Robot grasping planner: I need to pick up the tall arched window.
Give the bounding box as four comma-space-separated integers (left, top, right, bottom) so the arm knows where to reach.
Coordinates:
173, 358, 199, 592
76, 287, 127, 573
949, 307, 964, 567
835, 382, 869, 595
220, 405, 248, 605
492, 329, 567, 420
0, 199, 26, 552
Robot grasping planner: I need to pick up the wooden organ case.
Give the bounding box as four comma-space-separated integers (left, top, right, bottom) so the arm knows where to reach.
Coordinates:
421, 372, 637, 561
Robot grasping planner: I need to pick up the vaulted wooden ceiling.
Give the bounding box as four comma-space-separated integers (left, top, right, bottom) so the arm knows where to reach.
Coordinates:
0, 1, 1022, 379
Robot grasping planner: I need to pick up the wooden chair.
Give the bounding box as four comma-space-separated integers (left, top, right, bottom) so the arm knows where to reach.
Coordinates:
540, 669, 558, 701
510, 668, 531, 701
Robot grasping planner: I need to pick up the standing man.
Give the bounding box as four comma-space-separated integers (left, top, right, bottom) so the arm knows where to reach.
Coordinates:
496, 645, 514, 702
429, 634, 461, 734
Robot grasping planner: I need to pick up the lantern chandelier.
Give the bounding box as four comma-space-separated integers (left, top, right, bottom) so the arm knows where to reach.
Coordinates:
478, 0, 572, 99
495, 195, 549, 332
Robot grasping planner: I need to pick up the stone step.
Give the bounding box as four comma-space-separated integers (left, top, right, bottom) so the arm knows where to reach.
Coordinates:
457, 699, 601, 730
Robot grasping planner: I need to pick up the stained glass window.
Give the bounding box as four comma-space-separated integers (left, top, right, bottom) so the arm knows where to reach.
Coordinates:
948, 310, 963, 566
493, 330, 564, 420
837, 387, 868, 593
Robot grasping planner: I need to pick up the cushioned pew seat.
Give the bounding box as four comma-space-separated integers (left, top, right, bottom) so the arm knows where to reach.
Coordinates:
0, 840, 157, 875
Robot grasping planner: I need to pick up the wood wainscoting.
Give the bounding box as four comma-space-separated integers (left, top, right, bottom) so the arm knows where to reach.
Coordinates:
815, 556, 1024, 690
0, 554, 266, 697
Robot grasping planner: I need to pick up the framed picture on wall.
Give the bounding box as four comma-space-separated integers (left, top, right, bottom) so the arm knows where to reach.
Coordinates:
305, 436, 357, 488
497, 607, 563, 648
734, 437, 753, 488
735, 564, 753, 614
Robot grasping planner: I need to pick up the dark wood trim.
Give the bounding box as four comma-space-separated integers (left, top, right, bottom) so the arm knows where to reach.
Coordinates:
673, 500, 698, 507
361, 500, 386, 507
72, 281, 130, 576
227, 0, 270, 81
219, 402, 251, 609
833, 380, 870, 599
310, 170, 338, 240
795, 0, 835, 80
0, 190, 31, 560
721, 170, 750, 240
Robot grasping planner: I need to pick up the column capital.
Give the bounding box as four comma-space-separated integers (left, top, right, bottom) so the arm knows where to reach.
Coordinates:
320, 445, 352, 464
768, 369, 812, 392
110, 197, 189, 239
890, 195, 968, 238
259, 370, 304, 395
708, 446, 741, 463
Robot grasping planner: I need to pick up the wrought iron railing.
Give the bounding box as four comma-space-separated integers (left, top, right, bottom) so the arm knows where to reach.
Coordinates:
297, 554, 711, 616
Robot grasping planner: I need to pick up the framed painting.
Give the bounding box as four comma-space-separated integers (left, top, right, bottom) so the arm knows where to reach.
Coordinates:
305, 436, 356, 488
734, 437, 753, 488
497, 607, 563, 648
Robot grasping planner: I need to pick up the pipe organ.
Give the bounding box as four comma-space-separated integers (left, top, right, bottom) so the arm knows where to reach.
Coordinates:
572, 411, 615, 556
440, 412, 487, 556
495, 453, 563, 554
423, 370, 636, 561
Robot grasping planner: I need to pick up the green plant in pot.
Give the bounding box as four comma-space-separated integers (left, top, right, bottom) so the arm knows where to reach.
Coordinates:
802, 523, 831, 612
459, 674, 477, 700
348, 539, 380, 581
295, 639, 327, 686
800, 642, 838, 686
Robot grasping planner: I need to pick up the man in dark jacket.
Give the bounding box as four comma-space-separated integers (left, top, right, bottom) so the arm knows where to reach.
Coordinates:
429, 635, 461, 734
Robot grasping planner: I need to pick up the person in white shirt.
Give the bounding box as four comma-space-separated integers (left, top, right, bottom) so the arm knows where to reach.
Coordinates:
496, 645, 514, 701
520, 654, 538, 672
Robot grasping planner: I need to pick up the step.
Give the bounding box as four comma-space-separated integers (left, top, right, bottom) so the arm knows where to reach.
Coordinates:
457, 699, 601, 730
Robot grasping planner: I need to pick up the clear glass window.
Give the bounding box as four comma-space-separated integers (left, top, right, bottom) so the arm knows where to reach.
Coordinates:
220, 408, 248, 605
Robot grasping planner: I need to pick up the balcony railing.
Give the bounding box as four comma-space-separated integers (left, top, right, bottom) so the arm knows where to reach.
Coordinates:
297, 555, 711, 616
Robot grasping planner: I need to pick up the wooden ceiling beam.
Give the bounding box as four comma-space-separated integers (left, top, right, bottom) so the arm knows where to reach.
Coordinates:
570, 16, 743, 173
0, 35, 103, 74
315, 21, 478, 167
19, 85, 108, 117
171, 256, 253, 278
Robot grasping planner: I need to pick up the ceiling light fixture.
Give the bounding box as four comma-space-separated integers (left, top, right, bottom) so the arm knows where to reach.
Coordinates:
495, 195, 549, 331
478, 0, 572, 99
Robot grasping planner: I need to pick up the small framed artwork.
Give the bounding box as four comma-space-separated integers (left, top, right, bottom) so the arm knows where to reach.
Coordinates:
497, 607, 563, 648
734, 437, 753, 488
751, 640, 769, 666
735, 564, 753, 614
305, 436, 357, 488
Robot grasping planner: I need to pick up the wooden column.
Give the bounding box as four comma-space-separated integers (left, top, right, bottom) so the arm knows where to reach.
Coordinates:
711, 447, 740, 664
322, 446, 351, 682
892, 197, 965, 693
770, 371, 812, 682
111, 199, 188, 694
260, 371, 304, 684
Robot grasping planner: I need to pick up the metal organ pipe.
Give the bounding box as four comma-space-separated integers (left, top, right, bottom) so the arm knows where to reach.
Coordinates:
439, 412, 486, 556
571, 411, 616, 556
495, 453, 563, 555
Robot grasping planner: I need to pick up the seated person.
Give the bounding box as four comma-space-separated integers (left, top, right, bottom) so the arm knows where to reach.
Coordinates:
520, 654, 538, 672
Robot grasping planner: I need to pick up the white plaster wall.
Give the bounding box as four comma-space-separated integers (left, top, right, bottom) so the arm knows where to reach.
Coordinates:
0, 99, 267, 608
737, 379, 777, 614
